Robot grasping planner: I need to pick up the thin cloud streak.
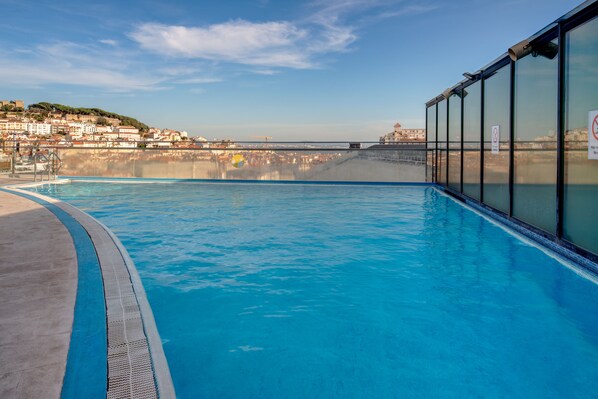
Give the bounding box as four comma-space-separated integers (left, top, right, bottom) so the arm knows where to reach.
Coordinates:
0, 41, 223, 92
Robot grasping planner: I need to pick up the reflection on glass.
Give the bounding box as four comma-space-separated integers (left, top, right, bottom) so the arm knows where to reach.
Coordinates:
463, 81, 481, 199
448, 93, 462, 191
437, 100, 447, 185
54, 148, 426, 182
427, 105, 437, 182
483, 65, 510, 213
513, 39, 558, 233
564, 15, 598, 255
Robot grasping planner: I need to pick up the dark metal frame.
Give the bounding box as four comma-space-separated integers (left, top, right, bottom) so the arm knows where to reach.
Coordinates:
556, 22, 565, 240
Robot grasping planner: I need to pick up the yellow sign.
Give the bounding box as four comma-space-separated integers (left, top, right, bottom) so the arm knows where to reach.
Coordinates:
232, 154, 246, 168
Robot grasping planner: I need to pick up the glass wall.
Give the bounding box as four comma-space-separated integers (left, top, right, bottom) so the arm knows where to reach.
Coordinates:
513, 39, 558, 233
426, 105, 437, 182
51, 146, 428, 182
448, 93, 462, 191
462, 81, 481, 200
482, 65, 510, 213
564, 15, 598, 255
426, 3, 598, 259
437, 100, 447, 186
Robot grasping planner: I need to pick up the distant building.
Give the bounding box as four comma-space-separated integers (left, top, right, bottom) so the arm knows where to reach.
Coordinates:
26, 123, 52, 136
5, 119, 27, 132
96, 125, 113, 133
117, 126, 139, 134
379, 123, 425, 144
147, 128, 162, 140
161, 129, 181, 141
51, 124, 70, 135
0, 100, 25, 110
116, 126, 141, 141
67, 122, 96, 135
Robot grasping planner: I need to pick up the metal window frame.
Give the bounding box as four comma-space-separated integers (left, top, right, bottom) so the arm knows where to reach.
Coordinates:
425, 1, 598, 265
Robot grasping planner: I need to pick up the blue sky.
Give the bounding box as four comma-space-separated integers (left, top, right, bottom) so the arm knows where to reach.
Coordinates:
0, 0, 584, 140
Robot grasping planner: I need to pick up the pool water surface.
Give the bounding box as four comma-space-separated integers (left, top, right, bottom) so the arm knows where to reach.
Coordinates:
30, 182, 598, 398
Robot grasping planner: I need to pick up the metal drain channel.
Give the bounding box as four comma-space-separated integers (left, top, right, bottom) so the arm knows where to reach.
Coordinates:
9, 186, 176, 399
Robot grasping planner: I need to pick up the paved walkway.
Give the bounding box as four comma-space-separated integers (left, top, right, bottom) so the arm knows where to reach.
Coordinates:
0, 190, 77, 398
0, 175, 35, 186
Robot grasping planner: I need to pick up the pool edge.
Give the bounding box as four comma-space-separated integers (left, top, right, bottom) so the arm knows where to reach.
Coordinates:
434, 185, 598, 281
5, 185, 176, 399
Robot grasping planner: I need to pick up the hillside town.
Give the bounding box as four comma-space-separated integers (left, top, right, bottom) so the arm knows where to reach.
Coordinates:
0, 99, 207, 149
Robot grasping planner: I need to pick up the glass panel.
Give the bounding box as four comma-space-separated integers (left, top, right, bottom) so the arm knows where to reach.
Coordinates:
437, 100, 447, 186
40, 145, 426, 182
426, 105, 437, 182
448, 93, 462, 191
462, 81, 481, 199
483, 65, 510, 213
513, 38, 558, 233
564, 15, 598, 255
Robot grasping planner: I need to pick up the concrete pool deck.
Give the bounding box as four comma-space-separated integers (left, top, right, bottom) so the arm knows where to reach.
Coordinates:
0, 177, 175, 398
0, 189, 76, 398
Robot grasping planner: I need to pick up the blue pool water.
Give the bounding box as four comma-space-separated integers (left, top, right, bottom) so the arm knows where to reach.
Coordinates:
30, 182, 598, 398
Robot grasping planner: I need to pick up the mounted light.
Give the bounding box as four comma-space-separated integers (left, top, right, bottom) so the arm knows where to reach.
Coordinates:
442, 88, 452, 99
509, 38, 558, 61
509, 39, 532, 61
532, 41, 558, 59
460, 89, 468, 99
462, 72, 481, 81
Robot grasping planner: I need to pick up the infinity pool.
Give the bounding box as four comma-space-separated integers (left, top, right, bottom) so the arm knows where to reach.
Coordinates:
30, 182, 598, 398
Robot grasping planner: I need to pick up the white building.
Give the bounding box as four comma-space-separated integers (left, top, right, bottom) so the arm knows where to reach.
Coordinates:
380, 123, 425, 144
116, 126, 141, 141
51, 124, 70, 135
26, 123, 53, 136
117, 126, 139, 134
68, 122, 97, 135
96, 125, 113, 133
4, 119, 27, 133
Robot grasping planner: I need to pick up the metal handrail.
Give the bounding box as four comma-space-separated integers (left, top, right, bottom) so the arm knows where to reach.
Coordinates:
32, 152, 49, 182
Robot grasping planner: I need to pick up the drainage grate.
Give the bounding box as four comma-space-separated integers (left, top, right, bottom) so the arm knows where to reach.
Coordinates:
90, 217, 162, 398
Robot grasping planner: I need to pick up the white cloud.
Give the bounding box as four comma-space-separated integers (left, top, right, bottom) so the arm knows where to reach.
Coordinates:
130, 20, 314, 68
253, 69, 281, 75
175, 77, 222, 84
99, 39, 118, 46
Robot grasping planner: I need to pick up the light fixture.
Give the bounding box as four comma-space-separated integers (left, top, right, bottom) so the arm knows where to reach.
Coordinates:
462, 72, 480, 81
532, 41, 558, 60
509, 39, 532, 61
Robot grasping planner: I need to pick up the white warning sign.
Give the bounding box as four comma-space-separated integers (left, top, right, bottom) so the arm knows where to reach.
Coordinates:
589, 110, 598, 160
491, 125, 500, 154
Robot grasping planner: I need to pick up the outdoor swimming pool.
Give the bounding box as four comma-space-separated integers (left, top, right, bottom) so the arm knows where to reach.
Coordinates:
30, 181, 598, 398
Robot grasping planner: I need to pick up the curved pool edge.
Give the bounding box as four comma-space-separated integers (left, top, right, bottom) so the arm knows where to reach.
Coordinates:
5, 185, 176, 399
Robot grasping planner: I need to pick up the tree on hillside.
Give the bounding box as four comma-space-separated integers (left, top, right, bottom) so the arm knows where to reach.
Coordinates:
27, 102, 150, 132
